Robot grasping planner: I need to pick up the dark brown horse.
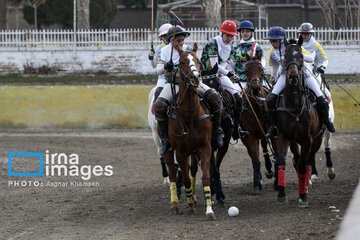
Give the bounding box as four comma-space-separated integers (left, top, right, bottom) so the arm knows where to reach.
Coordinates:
275, 37, 325, 207
241, 57, 278, 193
201, 63, 235, 204
164, 43, 216, 220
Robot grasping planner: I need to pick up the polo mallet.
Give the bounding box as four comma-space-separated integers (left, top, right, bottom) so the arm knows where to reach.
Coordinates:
150, 0, 154, 53
168, 10, 184, 63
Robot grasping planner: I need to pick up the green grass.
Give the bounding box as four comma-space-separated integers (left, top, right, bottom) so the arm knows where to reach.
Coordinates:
0, 73, 358, 85
0, 74, 158, 85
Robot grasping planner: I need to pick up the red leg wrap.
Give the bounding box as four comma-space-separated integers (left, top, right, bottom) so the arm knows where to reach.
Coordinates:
278, 165, 286, 187
298, 173, 307, 195
306, 164, 311, 184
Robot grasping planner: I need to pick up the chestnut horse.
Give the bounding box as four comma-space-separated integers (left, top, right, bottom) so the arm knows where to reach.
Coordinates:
164, 43, 215, 220
240, 57, 278, 193
275, 38, 325, 207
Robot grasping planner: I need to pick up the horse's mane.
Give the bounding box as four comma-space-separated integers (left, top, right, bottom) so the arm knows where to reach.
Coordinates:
288, 39, 297, 44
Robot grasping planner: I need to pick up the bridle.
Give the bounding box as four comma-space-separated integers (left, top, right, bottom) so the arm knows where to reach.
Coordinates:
285, 45, 304, 88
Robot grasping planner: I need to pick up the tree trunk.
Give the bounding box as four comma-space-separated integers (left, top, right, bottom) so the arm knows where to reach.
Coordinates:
0, 0, 8, 30
34, 5, 37, 29
77, 0, 90, 29
201, 0, 222, 28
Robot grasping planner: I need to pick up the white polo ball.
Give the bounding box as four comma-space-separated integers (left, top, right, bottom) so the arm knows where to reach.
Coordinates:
228, 206, 239, 217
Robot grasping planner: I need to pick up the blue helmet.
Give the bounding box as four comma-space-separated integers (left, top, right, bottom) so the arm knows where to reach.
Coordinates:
264, 26, 286, 40
237, 20, 255, 32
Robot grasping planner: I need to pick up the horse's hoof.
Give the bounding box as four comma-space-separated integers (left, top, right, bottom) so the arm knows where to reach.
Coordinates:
265, 170, 274, 179
163, 177, 170, 185
273, 182, 279, 191
171, 207, 180, 215
298, 199, 309, 208
310, 174, 318, 183
206, 213, 216, 221
187, 209, 195, 215
216, 198, 226, 206
328, 168, 336, 180
277, 196, 288, 204
252, 186, 262, 195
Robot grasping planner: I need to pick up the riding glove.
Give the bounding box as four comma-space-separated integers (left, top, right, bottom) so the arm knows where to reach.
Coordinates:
164, 61, 174, 71
317, 66, 325, 74
148, 49, 155, 60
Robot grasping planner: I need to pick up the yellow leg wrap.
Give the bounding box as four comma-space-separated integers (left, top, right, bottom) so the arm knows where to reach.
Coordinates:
263, 151, 269, 155
190, 176, 196, 196
185, 187, 193, 204
170, 182, 178, 203
203, 186, 212, 207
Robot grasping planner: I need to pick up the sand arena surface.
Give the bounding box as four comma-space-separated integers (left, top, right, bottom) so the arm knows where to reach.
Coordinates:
1, 130, 359, 240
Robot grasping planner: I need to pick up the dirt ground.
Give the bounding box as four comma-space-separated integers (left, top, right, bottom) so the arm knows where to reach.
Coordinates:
1, 130, 359, 240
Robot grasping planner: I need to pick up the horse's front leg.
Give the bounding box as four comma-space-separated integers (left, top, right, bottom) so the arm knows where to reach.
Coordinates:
199, 143, 216, 220
176, 151, 195, 214
297, 139, 312, 207
261, 138, 274, 179
190, 154, 199, 204
277, 136, 289, 203
243, 135, 262, 193
324, 130, 336, 180
164, 149, 179, 214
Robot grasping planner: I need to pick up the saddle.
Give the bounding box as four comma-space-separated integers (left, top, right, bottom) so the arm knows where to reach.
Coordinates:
277, 87, 317, 115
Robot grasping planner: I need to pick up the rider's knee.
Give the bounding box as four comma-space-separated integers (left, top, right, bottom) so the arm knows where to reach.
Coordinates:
267, 93, 278, 110
204, 88, 220, 103
155, 97, 169, 120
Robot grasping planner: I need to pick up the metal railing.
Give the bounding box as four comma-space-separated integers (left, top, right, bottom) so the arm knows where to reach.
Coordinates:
0, 27, 359, 49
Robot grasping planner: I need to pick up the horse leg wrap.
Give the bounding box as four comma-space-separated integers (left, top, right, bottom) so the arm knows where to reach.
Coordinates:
325, 148, 332, 168
278, 165, 286, 187
297, 173, 307, 195
306, 164, 312, 184
190, 176, 196, 197
170, 182, 178, 203
185, 187, 194, 204
203, 186, 212, 207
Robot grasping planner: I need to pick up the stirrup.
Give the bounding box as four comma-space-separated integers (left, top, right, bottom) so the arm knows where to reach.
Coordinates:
266, 126, 278, 138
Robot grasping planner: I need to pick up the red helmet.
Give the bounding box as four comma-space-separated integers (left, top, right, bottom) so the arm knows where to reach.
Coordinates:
219, 20, 238, 36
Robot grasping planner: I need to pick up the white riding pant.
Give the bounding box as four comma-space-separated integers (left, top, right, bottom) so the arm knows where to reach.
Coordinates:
158, 82, 210, 103
272, 69, 323, 97
156, 76, 166, 88
219, 75, 241, 94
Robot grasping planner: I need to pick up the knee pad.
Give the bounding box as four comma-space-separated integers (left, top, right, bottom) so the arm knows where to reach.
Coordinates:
204, 88, 220, 104
155, 98, 169, 120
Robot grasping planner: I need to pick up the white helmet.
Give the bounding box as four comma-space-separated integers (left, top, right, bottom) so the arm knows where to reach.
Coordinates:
158, 23, 173, 38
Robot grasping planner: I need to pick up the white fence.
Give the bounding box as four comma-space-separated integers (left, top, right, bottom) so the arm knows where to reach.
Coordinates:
0, 27, 359, 49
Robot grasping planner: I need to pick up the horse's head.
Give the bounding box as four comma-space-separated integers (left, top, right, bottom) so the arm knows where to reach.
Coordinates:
245, 52, 264, 95
175, 43, 201, 88
201, 63, 220, 90
284, 36, 304, 88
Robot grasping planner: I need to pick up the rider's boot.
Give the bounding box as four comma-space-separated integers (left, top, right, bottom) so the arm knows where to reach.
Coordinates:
204, 88, 223, 148
317, 96, 336, 133
154, 87, 163, 102
155, 98, 171, 157
266, 93, 279, 139
233, 92, 249, 140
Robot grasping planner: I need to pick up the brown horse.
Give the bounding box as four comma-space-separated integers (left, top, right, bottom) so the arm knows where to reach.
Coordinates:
164, 43, 216, 220
275, 37, 325, 207
241, 57, 278, 193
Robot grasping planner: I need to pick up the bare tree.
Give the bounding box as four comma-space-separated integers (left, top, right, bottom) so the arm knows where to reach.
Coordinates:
9, 0, 23, 29
0, 0, 8, 29
25, 0, 46, 29
201, 0, 222, 28
350, 0, 360, 28
77, 0, 90, 29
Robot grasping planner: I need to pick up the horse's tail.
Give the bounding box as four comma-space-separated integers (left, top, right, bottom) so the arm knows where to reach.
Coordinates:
148, 87, 162, 153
